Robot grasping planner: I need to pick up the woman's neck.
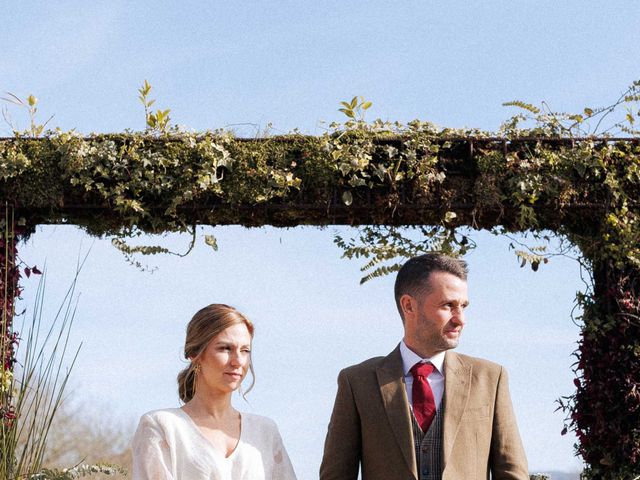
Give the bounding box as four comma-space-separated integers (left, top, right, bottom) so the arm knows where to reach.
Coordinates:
185, 391, 235, 420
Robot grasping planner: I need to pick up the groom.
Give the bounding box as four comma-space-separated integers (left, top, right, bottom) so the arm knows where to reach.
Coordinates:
320, 253, 529, 480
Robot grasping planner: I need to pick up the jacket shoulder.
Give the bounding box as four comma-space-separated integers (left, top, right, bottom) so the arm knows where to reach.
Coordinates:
448, 351, 504, 374
447, 351, 513, 390
452, 352, 503, 370
340, 355, 388, 376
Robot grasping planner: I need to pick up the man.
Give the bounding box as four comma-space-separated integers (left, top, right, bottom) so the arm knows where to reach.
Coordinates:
320, 253, 528, 480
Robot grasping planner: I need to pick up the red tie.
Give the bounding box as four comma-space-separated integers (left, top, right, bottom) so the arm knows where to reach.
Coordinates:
411, 362, 436, 432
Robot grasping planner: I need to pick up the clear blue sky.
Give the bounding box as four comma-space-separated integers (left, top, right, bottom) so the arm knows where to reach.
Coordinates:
5, 1, 640, 477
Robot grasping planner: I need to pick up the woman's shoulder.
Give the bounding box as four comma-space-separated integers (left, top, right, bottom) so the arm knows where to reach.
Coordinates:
241, 412, 281, 436
138, 407, 186, 426
241, 411, 277, 427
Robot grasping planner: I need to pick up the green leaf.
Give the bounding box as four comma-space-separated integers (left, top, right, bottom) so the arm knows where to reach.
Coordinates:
443, 211, 457, 224
362, 101, 372, 110
584, 107, 593, 116
27, 94, 37, 107
204, 234, 218, 251
338, 162, 351, 175
350, 96, 358, 109
502, 101, 540, 114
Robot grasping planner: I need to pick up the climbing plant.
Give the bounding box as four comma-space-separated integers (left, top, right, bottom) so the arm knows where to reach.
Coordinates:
1, 80, 640, 479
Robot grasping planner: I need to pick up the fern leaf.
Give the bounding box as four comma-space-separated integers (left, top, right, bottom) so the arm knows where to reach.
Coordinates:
502, 101, 541, 114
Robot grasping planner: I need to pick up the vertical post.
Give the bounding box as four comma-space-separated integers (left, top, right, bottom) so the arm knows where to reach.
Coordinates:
571, 259, 640, 479
1, 203, 19, 429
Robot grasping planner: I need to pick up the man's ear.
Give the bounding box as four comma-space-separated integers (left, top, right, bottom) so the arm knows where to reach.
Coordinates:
399, 294, 416, 320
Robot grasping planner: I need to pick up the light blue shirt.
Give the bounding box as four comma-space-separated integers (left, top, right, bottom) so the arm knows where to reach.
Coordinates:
399, 340, 446, 410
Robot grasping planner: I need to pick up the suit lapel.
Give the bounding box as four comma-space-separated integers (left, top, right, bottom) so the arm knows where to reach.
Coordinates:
442, 351, 472, 470
376, 346, 417, 479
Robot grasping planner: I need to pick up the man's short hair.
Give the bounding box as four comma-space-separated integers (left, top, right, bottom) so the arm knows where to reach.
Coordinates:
394, 253, 468, 321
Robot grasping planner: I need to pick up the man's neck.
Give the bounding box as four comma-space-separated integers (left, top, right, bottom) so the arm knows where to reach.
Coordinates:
402, 337, 441, 359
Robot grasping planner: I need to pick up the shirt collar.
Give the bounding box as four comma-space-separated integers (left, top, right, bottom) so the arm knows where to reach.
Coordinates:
400, 340, 446, 377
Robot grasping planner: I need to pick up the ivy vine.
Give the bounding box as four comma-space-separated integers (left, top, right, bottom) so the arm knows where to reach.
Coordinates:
1, 80, 640, 478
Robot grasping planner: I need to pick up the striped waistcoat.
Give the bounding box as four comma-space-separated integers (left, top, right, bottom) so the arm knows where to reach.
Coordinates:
411, 405, 444, 480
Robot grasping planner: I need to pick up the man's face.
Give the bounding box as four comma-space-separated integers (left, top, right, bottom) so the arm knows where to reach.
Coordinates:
402, 271, 469, 358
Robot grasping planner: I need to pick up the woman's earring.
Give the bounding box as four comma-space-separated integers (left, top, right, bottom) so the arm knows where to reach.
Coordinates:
194, 363, 201, 373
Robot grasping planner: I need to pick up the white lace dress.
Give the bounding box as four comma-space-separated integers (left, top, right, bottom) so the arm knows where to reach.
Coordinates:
132, 408, 297, 480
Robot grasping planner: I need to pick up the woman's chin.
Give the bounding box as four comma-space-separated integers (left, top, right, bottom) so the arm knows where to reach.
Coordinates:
227, 380, 244, 392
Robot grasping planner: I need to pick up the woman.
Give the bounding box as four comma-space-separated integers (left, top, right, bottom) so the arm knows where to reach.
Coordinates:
132, 304, 297, 479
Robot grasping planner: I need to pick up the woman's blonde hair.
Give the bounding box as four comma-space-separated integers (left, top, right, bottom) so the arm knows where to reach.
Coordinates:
177, 304, 255, 403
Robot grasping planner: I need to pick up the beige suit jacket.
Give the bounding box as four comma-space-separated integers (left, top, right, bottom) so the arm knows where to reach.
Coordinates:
320, 346, 529, 480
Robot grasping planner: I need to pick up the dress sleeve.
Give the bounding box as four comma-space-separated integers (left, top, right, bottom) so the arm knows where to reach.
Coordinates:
131, 414, 175, 480
270, 422, 297, 480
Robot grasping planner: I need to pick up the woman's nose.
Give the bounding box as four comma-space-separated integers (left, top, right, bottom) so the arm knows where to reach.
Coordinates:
230, 351, 247, 366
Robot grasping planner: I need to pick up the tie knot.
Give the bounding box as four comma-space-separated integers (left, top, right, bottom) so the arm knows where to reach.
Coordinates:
411, 362, 434, 379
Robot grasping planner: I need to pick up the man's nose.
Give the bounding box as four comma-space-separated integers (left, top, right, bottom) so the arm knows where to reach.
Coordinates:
451, 307, 465, 324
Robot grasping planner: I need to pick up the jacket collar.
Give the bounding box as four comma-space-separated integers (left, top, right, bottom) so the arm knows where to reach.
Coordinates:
442, 351, 472, 470
376, 344, 417, 479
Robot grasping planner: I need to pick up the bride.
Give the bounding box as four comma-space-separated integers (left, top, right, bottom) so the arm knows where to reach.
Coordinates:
132, 304, 297, 479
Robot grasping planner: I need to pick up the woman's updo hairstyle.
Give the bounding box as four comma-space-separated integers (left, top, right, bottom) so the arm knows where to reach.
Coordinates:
177, 304, 255, 403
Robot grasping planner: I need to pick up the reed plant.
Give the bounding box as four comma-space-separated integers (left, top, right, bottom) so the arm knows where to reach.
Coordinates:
1, 211, 124, 478
1, 263, 81, 478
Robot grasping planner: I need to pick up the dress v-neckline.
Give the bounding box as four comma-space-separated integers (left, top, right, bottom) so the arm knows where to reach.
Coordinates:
177, 407, 243, 460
